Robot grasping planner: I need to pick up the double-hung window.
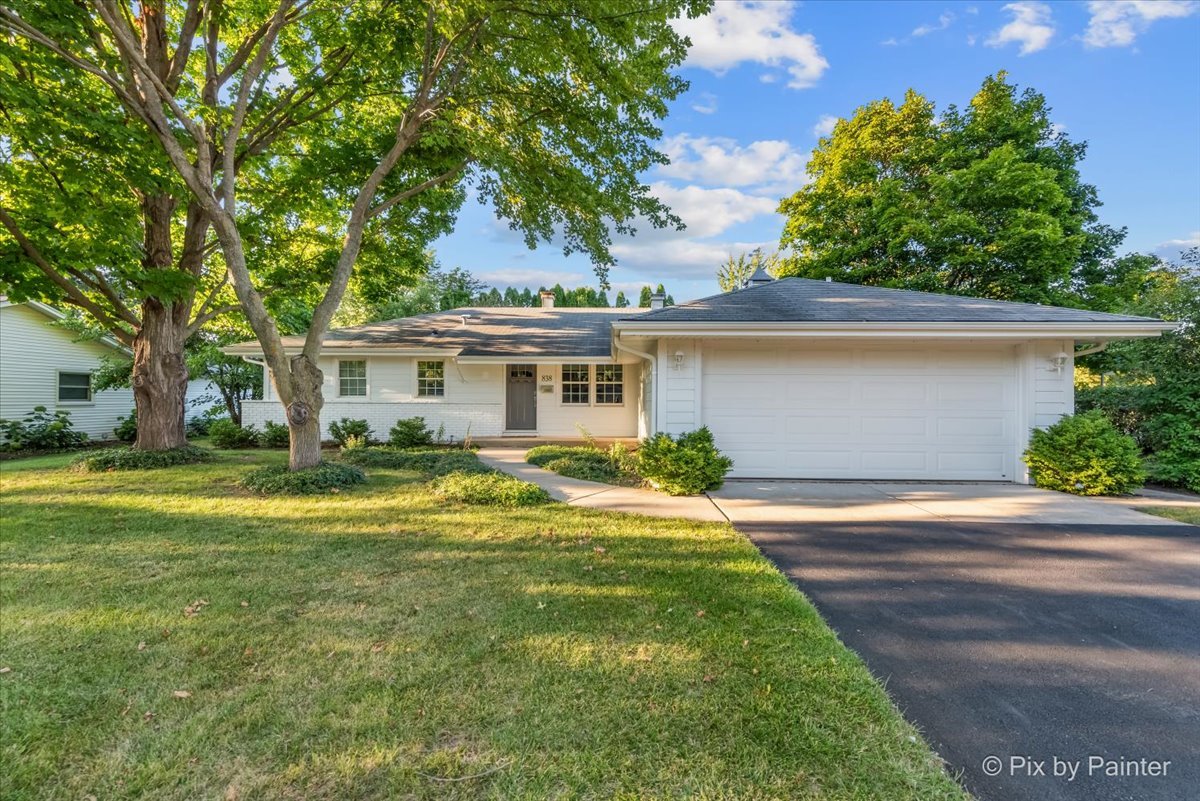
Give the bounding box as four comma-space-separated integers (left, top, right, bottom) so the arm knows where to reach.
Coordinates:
417, 360, 445, 397
338, 360, 367, 397
58, 371, 92, 402
561, 364, 590, 404
595, 364, 624, 405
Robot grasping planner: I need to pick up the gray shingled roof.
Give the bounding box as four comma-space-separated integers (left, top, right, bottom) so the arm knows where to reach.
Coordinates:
620, 278, 1164, 324
238, 307, 643, 357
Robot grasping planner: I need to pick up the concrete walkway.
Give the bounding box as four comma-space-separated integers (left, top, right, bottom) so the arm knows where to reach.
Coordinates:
476, 447, 727, 522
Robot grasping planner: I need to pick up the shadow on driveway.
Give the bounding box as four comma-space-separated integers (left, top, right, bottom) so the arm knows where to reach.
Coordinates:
741, 519, 1200, 801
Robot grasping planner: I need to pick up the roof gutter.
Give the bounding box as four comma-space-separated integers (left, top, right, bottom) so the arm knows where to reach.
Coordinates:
613, 333, 657, 435
609, 320, 1177, 340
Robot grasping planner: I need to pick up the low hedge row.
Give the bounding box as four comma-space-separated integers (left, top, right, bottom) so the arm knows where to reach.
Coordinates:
240, 462, 366, 495
71, 445, 213, 472
431, 471, 551, 508
339, 446, 489, 477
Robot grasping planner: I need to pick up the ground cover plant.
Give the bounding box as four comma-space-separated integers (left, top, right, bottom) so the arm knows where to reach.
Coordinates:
526, 443, 642, 486
0, 449, 964, 800
71, 445, 213, 473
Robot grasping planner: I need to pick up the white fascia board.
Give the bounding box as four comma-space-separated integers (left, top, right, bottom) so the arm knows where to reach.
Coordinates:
453, 355, 635, 364
219, 345, 462, 357
611, 321, 1177, 340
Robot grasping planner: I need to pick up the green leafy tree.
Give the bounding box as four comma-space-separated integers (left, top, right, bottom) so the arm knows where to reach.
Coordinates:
638, 286, 653, 307
4, 1, 699, 469
778, 73, 1123, 304
717, 248, 778, 291
614, 290, 629, 308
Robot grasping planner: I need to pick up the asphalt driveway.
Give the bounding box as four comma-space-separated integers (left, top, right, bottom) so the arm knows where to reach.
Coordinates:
709, 482, 1200, 801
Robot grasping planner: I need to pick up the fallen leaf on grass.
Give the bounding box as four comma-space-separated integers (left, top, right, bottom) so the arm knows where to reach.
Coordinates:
703, 674, 715, 683
370, 641, 386, 653
143, 710, 155, 722
695, 610, 706, 618
240, 601, 249, 608
0, 667, 10, 674
137, 641, 146, 652
173, 690, 192, 699
593, 546, 606, 554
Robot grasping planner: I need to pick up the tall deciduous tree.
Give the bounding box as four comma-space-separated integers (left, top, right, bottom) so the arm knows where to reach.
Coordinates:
777, 73, 1123, 304
3, 1, 700, 469
717, 247, 778, 291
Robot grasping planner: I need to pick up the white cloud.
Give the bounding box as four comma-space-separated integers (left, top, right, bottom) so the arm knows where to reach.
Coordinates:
880, 37, 900, 46
1083, 1, 1197, 48
672, 1, 830, 89
1155, 231, 1200, 252
476, 269, 588, 288
643, 182, 778, 239
966, 33, 978, 45
913, 12, 955, 36
987, 2, 1055, 55
691, 91, 718, 114
658, 135, 807, 189
611, 238, 777, 278
812, 115, 839, 138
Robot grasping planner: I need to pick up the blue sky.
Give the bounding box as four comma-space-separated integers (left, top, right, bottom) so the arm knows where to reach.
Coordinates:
433, 0, 1200, 302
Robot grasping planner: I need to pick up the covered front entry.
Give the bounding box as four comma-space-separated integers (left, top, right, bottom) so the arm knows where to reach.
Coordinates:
506, 364, 537, 431
702, 343, 1019, 480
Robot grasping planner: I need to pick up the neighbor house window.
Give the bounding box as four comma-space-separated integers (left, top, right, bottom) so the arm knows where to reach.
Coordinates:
338, 360, 367, 397
417, 361, 444, 397
595, 364, 623, 405
561, 364, 590, 404
57, 371, 92, 402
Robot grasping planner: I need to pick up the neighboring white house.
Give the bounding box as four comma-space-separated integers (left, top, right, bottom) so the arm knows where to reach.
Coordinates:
0, 298, 216, 441
226, 279, 1174, 483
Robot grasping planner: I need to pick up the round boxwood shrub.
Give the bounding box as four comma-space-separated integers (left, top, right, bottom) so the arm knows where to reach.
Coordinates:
258, 420, 291, 448
389, 416, 433, 448
72, 445, 213, 472
240, 461, 366, 495
431, 470, 551, 507
637, 427, 733, 496
1023, 411, 1145, 496
209, 419, 260, 449
113, 410, 138, 443
328, 418, 372, 447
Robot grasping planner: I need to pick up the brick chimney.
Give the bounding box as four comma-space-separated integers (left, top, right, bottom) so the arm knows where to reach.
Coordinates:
649, 292, 665, 310
539, 290, 555, 308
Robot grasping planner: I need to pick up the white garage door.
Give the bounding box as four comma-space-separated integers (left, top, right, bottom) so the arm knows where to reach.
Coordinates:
702, 344, 1018, 480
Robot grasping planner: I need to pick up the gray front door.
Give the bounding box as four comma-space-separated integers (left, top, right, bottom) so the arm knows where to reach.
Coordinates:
506, 364, 537, 430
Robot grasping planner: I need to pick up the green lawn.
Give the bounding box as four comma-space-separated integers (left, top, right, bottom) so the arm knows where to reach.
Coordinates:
1143, 505, 1200, 525
0, 449, 965, 800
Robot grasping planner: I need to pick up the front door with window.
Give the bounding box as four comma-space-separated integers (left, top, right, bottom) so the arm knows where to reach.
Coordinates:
506, 364, 537, 431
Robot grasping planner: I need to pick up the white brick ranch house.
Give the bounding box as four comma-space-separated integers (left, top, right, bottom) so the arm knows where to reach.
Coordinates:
226, 277, 1173, 483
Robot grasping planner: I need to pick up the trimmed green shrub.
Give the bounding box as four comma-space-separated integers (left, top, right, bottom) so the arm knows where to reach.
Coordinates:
259, 420, 290, 448
525, 445, 585, 467
389, 417, 433, 448
1023, 411, 1145, 496
341, 446, 488, 476
431, 470, 551, 507
186, 411, 222, 437
209, 419, 260, 449
72, 445, 212, 472
114, 410, 138, 443
0, 406, 89, 451
637, 427, 733, 496
328, 418, 372, 447
240, 461, 366, 495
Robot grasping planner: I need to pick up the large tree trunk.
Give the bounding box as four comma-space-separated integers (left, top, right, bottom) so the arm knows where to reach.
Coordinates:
283, 355, 324, 470
131, 190, 190, 450
131, 298, 189, 450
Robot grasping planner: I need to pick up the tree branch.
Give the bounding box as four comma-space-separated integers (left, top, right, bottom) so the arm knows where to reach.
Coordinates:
367, 160, 469, 220
0, 207, 138, 342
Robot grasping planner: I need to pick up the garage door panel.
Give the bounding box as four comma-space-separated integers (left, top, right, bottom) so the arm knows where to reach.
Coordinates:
862, 415, 927, 437
703, 344, 1017, 480
936, 416, 1008, 439
784, 415, 855, 437
861, 380, 930, 405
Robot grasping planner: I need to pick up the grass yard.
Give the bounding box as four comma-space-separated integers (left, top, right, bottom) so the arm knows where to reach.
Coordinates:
0, 448, 965, 800
1142, 505, 1200, 525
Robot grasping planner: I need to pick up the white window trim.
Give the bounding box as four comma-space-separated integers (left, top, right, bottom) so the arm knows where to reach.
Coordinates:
415, 359, 447, 400
56, 369, 94, 405
337, 359, 369, 400
594, 364, 625, 407
558, 363, 625, 408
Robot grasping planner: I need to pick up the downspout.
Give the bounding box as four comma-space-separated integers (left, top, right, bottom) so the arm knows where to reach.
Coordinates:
613, 334, 657, 435
241, 355, 268, 402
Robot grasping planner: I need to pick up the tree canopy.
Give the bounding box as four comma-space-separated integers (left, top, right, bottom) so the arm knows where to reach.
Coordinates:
777, 73, 1123, 304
